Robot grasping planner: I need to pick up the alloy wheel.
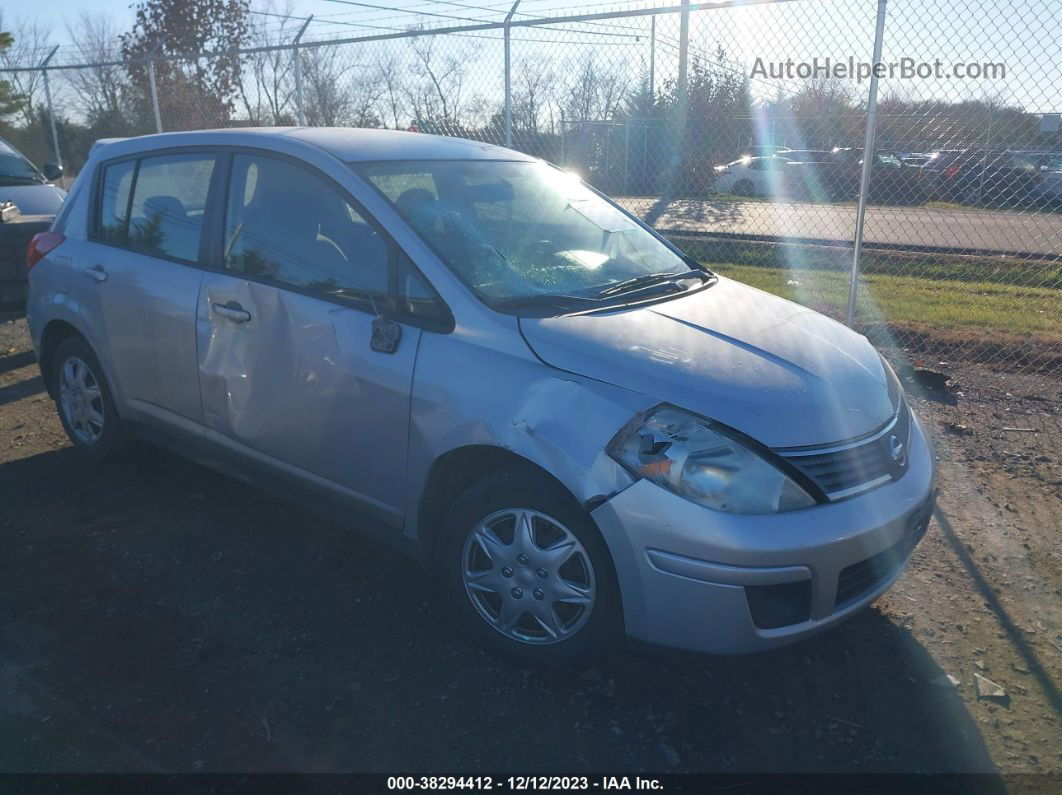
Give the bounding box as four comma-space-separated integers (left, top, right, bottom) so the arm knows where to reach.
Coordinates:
58, 356, 105, 444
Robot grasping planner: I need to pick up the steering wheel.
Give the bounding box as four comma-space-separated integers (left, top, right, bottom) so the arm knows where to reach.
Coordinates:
528, 240, 555, 261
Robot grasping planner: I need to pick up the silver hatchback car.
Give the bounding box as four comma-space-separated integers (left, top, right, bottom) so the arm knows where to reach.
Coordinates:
26, 129, 935, 666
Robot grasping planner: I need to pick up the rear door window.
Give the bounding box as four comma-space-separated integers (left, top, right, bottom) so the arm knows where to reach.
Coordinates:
127, 153, 216, 261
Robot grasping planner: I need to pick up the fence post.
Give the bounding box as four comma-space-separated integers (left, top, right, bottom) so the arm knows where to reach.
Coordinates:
147, 60, 163, 133
846, 0, 888, 328
293, 16, 313, 126
40, 46, 63, 178
623, 119, 630, 195
146, 37, 166, 134
648, 16, 656, 105
674, 0, 690, 181
504, 1, 522, 148
559, 111, 566, 165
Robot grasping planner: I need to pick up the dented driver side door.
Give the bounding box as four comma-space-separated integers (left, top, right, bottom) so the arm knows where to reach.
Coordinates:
195, 150, 421, 526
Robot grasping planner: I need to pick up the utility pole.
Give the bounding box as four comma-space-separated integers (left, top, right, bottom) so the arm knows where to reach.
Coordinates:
41, 46, 62, 174
293, 15, 314, 126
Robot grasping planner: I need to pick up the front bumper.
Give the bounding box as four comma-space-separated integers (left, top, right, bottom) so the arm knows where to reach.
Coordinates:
590, 411, 936, 654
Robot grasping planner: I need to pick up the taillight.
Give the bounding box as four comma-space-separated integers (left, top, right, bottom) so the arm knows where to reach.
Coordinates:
944, 164, 961, 179
26, 232, 65, 270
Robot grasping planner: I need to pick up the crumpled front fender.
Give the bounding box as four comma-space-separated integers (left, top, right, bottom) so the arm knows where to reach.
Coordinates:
404, 329, 652, 541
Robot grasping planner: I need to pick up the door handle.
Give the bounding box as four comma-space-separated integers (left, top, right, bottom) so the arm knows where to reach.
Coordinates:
212, 301, 252, 323
84, 264, 108, 283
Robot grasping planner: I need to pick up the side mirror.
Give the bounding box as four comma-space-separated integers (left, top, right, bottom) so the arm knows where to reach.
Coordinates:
42, 163, 63, 182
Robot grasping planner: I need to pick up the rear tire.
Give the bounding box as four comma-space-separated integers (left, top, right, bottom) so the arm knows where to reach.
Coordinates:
438, 469, 623, 668
52, 336, 131, 462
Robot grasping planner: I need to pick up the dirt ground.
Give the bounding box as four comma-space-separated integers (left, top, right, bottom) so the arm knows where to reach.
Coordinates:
1, 315, 1059, 777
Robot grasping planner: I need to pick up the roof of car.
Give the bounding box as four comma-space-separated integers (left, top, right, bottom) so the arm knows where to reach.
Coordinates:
287, 127, 536, 162
94, 127, 538, 164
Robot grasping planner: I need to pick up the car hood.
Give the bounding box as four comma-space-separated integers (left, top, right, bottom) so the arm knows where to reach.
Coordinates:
0, 183, 65, 216
518, 276, 894, 449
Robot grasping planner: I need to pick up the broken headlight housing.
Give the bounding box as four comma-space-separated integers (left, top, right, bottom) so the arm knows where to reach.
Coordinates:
607, 405, 817, 514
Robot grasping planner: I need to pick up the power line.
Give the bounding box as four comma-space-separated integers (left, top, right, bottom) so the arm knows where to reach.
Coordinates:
255, 2, 645, 42
252, 5, 642, 46
317, 0, 500, 26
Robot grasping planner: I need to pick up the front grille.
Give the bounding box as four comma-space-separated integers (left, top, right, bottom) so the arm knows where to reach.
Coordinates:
777, 402, 911, 501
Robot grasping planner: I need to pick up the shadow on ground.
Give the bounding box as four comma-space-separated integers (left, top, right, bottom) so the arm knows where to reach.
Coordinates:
0, 445, 999, 775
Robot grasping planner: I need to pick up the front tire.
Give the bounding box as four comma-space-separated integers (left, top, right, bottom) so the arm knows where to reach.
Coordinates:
52, 336, 130, 462
438, 470, 623, 667
733, 179, 756, 197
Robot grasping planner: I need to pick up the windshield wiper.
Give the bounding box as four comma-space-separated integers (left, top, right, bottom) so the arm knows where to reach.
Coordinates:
490, 269, 714, 316
595, 269, 709, 297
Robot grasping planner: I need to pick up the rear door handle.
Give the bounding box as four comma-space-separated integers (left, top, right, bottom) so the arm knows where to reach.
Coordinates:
212, 300, 252, 323
84, 264, 108, 283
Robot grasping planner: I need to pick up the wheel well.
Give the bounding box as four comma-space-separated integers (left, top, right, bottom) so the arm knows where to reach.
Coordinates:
39, 320, 82, 398
417, 446, 580, 568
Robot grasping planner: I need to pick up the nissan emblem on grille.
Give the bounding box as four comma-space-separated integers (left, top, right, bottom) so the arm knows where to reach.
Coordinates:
885, 433, 907, 477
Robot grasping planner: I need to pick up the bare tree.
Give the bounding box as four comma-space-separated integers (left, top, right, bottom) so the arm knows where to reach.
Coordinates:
512, 57, 558, 133
348, 64, 385, 128
562, 52, 631, 122
0, 13, 53, 126
779, 77, 859, 148
62, 13, 130, 129
376, 51, 408, 129
786, 77, 857, 118
300, 44, 382, 127
405, 33, 472, 130
238, 0, 298, 124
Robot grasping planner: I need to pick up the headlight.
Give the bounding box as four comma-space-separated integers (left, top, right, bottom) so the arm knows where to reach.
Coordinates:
607, 405, 817, 514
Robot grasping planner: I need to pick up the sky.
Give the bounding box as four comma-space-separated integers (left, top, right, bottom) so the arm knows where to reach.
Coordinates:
1, 0, 1059, 113
4, 0, 601, 35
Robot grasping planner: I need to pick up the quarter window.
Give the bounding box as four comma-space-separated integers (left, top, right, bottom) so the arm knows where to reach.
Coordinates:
98, 159, 136, 244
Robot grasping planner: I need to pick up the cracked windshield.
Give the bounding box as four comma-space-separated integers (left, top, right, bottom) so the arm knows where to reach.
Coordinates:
360, 159, 699, 307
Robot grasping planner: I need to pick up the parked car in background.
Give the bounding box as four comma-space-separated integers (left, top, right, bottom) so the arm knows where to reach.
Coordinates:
1014, 150, 1062, 204
0, 137, 65, 216
899, 152, 933, 167
736, 145, 787, 158
788, 147, 927, 203
712, 155, 794, 197
775, 149, 831, 163
921, 149, 1043, 205
27, 128, 935, 666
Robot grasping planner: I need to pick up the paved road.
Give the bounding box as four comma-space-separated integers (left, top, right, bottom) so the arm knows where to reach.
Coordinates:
617, 197, 1062, 257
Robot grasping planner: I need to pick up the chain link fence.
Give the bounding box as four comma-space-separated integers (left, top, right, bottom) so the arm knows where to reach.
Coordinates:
3, 0, 1060, 423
